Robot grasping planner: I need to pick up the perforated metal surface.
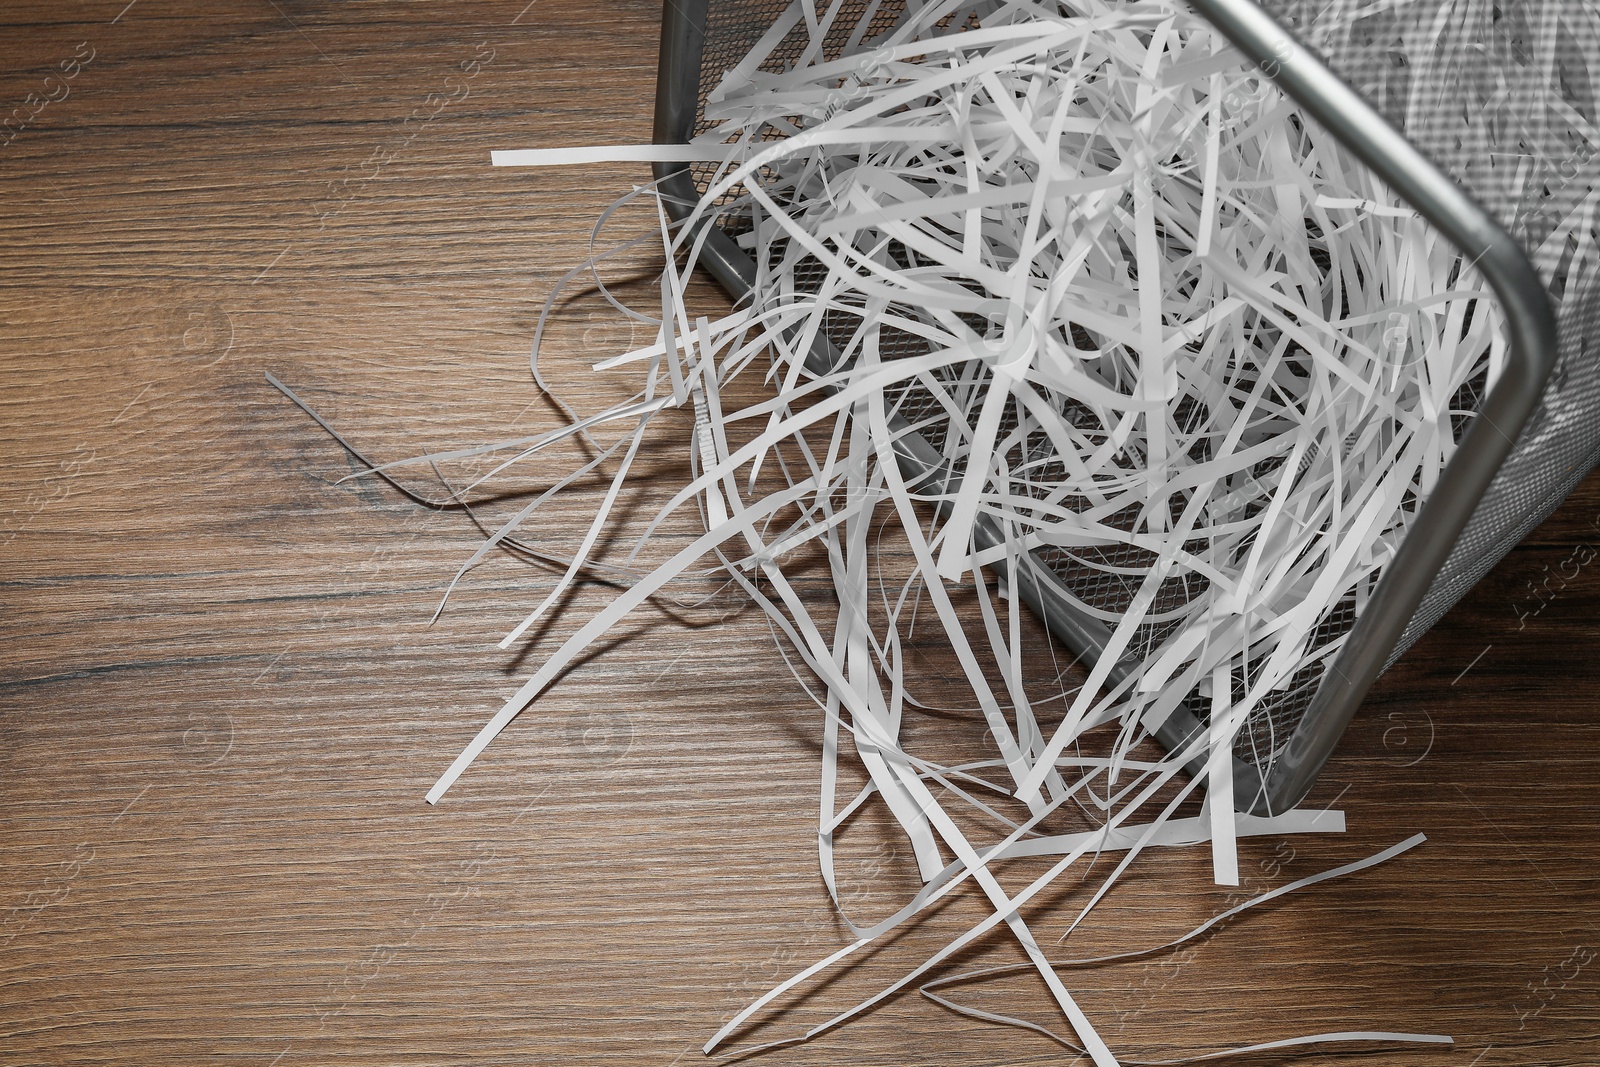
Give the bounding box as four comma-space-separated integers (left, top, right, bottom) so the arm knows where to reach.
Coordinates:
1256, 0, 1600, 667
669, 0, 1595, 780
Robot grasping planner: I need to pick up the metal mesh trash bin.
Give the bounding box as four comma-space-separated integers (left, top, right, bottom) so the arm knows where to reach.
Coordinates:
652, 0, 1585, 815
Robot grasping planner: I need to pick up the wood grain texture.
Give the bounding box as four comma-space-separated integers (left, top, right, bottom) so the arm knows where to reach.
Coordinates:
2, 3, 1598, 1065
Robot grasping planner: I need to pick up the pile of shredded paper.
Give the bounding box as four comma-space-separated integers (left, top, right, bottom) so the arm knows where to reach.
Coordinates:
342, 0, 1514, 1060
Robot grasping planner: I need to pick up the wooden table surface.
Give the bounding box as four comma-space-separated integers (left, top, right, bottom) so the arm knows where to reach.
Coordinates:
3, 2, 1598, 1065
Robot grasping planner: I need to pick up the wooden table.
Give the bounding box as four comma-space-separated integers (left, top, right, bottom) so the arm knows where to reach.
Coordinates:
2, 3, 1597, 1064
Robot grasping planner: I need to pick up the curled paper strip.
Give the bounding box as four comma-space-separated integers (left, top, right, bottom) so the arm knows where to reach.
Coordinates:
917, 832, 1446, 1061
413, 0, 1497, 1058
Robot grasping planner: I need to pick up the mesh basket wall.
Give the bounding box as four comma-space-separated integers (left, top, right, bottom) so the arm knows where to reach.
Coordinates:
1256, 0, 1600, 666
